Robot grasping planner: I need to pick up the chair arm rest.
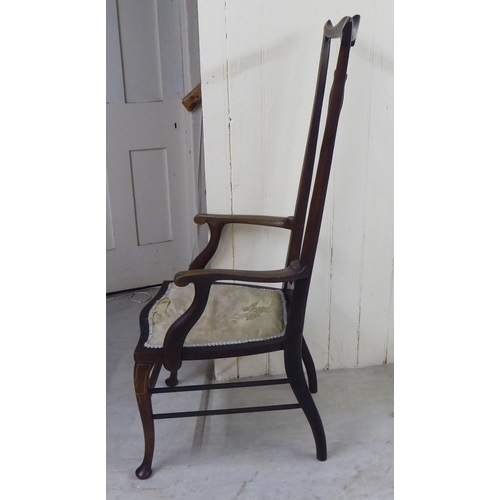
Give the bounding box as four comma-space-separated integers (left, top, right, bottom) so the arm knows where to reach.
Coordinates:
163, 260, 308, 372
189, 214, 295, 270
176, 260, 309, 287
194, 213, 295, 230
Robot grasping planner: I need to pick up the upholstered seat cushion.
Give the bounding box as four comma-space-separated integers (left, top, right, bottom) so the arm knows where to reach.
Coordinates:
145, 283, 287, 348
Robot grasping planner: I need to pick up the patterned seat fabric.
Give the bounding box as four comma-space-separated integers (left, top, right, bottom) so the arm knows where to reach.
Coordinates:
145, 283, 287, 348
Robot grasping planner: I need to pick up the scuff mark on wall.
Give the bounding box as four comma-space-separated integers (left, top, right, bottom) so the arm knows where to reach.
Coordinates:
356, 303, 362, 368
223, 1, 236, 272
384, 257, 394, 364
326, 223, 335, 370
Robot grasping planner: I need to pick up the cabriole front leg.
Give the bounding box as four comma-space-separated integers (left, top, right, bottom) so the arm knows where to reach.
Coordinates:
134, 362, 156, 479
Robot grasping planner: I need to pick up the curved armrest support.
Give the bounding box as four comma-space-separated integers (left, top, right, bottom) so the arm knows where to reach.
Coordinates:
189, 213, 295, 270
177, 260, 309, 287
162, 281, 212, 372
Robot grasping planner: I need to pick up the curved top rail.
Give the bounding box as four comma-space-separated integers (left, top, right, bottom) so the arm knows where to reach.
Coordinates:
324, 15, 360, 46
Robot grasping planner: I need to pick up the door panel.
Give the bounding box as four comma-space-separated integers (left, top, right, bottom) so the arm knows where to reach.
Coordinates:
106, 0, 124, 103
129, 148, 172, 246
106, 0, 195, 292
117, 0, 163, 103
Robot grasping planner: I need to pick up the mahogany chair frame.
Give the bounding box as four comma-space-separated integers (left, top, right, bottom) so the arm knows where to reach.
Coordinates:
133, 15, 360, 480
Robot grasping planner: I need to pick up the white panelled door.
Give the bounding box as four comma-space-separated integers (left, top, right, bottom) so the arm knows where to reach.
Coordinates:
106, 0, 196, 293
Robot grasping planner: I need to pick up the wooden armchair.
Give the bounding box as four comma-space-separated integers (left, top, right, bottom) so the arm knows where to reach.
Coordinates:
133, 15, 360, 479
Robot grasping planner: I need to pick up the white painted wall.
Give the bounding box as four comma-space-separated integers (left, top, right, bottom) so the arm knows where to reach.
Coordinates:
197, 0, 393, 379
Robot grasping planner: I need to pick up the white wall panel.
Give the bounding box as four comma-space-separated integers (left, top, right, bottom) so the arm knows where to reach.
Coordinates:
198, 0, 394, 378
355, 0, 394, 367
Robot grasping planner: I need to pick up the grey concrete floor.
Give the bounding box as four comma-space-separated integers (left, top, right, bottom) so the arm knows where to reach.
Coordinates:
107, 287, 394, 499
